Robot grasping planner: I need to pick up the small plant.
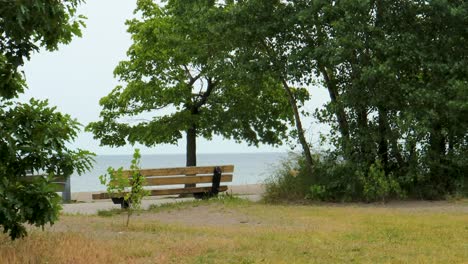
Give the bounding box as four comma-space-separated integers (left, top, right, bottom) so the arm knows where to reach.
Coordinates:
99, 149, 149, 226
306, 185, 327, 200
358, 160, 404, 203
99, 167, 128, 199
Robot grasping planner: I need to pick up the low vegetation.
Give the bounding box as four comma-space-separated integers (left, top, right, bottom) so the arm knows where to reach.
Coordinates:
264, 153, 467, 203
99, 149, 149, 226
1, 198, 467, 263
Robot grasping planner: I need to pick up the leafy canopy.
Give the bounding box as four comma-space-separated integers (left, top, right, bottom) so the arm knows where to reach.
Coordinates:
0, 99, 94, 240
0, 0, 86, 99
0, 0, 93, 240
87, 0, 295, 152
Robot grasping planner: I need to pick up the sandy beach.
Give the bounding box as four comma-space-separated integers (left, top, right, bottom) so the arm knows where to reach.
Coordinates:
63, 184, 265, 215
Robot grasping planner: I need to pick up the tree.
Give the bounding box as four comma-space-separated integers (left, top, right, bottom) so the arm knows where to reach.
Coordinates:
193, 0, 315, 174
87, 0, 294, 169
289, 0, 468, 198
0, 0, 85, 98
201, 0, 467, 200
0, 1, 93, 240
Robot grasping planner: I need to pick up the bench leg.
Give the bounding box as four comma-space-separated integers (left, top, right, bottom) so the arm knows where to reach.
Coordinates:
112, 197, 130, 209
121, 199, 130, 209
62, 176, 71, 203
210, 166, 222, 196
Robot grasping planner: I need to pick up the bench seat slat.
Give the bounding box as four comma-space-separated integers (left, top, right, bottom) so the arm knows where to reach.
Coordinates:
121, 165, 234, 177
149, 186, 228, 196
92, 186, 228, 200
132, 174, 233, 186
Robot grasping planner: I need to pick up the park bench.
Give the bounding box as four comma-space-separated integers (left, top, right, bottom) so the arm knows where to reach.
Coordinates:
92, 165, 234, 207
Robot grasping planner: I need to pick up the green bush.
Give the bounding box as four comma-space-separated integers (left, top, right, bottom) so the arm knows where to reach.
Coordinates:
264, 153, 406, 203
306, 185, 327, 200
358, 160, 405, 202
263, 153, 314, 202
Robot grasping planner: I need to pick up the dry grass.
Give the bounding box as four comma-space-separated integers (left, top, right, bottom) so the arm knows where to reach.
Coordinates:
1, 199, 467, 263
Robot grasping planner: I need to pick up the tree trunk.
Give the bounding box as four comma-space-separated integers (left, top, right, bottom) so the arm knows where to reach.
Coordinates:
429, 121, 446, 189
281, 79, 314, 178
185, 125, 197, 188
357, 107, 373, 165
258, 40, 313, 177
186, 126, 197, 167
319, 65, 351, 157
377, 107, 389, 171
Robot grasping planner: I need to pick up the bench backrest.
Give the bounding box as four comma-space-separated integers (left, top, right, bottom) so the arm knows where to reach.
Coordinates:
122, 165, 234, 186
92, 165, 234, 199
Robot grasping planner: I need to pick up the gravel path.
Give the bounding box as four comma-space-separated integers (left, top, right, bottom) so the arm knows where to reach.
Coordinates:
62, 194, 262, 215
62, 184, 264, 215
62, 184, 468, 215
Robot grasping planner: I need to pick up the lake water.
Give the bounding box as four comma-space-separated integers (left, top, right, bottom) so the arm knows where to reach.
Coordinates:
70, 152, 288, 192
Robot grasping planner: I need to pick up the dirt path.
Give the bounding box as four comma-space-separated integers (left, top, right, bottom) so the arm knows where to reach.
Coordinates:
63, 184, 263, 215
62, 183, 468, 215
62, 194, 262, 215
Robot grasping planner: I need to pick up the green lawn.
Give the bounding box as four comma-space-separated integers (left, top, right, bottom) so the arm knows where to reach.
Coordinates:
1, 197, 467, 263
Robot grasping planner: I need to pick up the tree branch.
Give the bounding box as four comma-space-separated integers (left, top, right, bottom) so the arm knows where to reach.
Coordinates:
195, 77, 216, 109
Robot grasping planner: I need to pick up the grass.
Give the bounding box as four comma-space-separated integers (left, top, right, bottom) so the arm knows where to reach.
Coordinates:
95, 194, 248, 217
1, 198, 467, 263
147, 193, 250, 212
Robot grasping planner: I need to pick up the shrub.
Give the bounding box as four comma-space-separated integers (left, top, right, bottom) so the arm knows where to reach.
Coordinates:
358, 160, 405, 203
264, 153, 406, 203
263, 153, 314, 202
99, 149, 149, 226
306, 185, 327, 200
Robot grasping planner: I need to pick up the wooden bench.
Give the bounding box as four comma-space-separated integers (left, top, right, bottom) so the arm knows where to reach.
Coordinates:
20, 174, 71, 202
92, 165, 234, 206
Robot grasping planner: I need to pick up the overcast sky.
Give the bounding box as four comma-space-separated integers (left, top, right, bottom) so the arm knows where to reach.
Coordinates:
20, 0, 329, 155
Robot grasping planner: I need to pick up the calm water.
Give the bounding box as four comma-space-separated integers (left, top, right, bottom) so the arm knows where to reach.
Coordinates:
70, 152, 288, 192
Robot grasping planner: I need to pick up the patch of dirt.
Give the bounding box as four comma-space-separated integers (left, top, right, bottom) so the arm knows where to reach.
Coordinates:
139, 205, 263, 227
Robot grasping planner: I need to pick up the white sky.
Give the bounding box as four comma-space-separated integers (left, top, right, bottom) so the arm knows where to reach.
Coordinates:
20, 0, 330, 155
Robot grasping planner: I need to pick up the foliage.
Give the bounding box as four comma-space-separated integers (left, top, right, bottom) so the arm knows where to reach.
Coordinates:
293, 0, 468, 198
202, 0, 315, 172
87, 0, 294, 167
358, 160, 404, 203
306, 185, 327, 201
265, 154, 405, 202
126, 150, 149, 212
263, 153, 314, 203
99, 149, 149, 226
0, 99, 94, 178
244, 0, 468, 200
0, 1, 91, 240
0, 0, 85, 98
99, 167, 128, 199
0, 177, 62, 241
0, 99, 94, 240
